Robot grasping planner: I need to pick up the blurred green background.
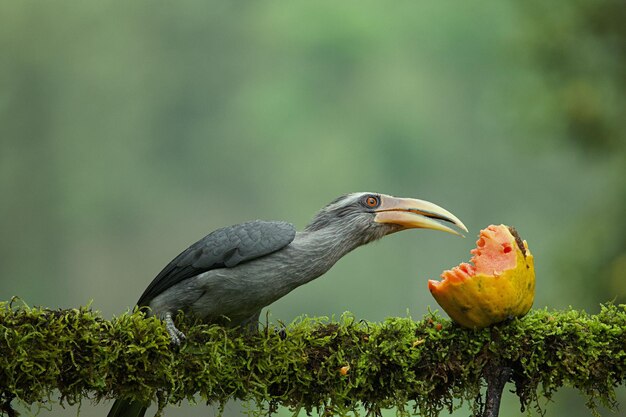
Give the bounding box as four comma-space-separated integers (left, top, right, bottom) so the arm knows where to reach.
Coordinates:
1, 1, 625, 416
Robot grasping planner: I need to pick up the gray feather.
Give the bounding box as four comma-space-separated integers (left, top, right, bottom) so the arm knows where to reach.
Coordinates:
107, 399, 147, 417
137, 220, 296, 306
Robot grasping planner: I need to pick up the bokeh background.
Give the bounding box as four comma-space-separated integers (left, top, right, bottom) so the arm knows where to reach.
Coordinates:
1, 1, 625, 416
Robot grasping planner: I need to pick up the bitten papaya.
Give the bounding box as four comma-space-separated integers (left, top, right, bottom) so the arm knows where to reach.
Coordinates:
428, 224, 535, 328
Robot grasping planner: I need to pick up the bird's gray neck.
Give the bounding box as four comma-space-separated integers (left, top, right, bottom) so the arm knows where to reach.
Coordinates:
274, 227, 366, 292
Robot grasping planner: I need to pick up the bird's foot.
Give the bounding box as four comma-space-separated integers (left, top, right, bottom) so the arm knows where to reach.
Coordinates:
164, 312, 186, 346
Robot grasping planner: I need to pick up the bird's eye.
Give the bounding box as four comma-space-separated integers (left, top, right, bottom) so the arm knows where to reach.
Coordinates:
364, 195, 380, 208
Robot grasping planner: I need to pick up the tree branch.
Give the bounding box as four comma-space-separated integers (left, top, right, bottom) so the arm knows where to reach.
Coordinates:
481, 361, 512, 417
1, 300, 624, 416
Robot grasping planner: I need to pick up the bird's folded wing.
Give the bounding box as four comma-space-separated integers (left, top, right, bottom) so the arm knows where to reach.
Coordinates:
137, 220, 296, 306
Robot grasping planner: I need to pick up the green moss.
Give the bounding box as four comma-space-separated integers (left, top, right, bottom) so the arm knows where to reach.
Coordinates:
1, 299, 626, 416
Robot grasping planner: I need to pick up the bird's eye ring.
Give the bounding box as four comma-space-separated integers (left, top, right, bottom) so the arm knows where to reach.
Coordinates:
364, 195, 380, 208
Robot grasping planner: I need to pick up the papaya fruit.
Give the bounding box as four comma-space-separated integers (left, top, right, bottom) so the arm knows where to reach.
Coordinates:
428, 224, 535, 329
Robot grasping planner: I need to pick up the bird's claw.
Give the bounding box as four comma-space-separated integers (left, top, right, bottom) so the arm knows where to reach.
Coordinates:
168, 327, 186, 346
164, 312, 186, 346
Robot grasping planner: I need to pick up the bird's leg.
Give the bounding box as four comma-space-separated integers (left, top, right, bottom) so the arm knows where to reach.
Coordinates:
164, 312, 186, 345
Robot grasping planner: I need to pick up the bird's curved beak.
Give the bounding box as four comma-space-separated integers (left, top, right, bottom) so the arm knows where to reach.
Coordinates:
374, 196, 468, 236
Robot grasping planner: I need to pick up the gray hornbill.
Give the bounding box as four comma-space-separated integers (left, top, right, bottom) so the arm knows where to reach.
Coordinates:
107, 192, 467, 417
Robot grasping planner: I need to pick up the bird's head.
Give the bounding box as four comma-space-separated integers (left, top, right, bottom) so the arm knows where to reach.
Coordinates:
305, 192, 468, 246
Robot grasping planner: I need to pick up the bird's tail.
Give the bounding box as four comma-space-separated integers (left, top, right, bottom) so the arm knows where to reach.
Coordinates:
107, 399, 147, 417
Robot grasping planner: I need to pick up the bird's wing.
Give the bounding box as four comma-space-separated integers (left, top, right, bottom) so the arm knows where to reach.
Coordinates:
137, 220, 296, 306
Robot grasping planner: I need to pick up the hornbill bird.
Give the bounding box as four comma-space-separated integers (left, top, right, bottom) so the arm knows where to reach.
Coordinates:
107, 192, 467, 417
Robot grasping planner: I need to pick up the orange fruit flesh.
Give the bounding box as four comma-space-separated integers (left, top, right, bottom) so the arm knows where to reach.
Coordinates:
428, 224, 535, 329
440, 226, 517, 283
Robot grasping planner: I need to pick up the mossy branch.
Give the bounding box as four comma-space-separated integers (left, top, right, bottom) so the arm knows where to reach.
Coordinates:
1, 300, 626, 417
